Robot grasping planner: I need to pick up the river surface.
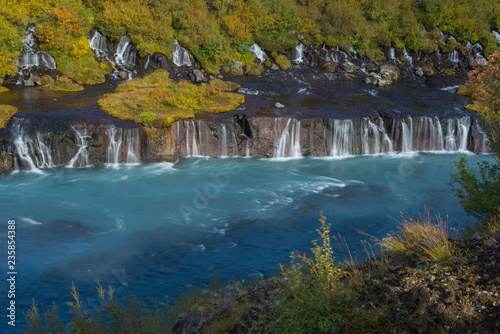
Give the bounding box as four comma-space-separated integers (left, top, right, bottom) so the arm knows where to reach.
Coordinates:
0, 153, 494, 331
0, 71, 489, 332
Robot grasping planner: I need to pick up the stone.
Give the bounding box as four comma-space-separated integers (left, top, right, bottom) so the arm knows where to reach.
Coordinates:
271, 64, 279, 71
275, 102, 285, 108
378, 79, 392, 87
287, 29, 296, 36
297, 34, 305, 41
429, 275, 436, 282
483, 237, 498, 247
277, 36, 282, 42
230, 61, 244, 76
341, 61, 355, 73
217, 74, 223, 79
415, 68, 424, 77
24, 79, 34, 87
189, 69, 205, 83
471, 232, 481, 240
119, 71, 128, 80
32, 76, 42, 86
380, 64, 398, 81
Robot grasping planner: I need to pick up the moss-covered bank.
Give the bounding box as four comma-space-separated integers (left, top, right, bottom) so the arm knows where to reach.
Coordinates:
98, 69, 244, 128
0, 104, 18, 130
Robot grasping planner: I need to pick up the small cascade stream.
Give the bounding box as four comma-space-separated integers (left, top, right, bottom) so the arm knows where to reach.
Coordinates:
250, 44, 267, 63
89, 30, 109, 59
106, 126, 141, 165
172, 39, 192, 67
11, 119, 53, 172
294, 43, 305, 64
67, 127, 91, 168
17, 25, 57, 79
274, 118, 302, 158
186, 121, 200, 156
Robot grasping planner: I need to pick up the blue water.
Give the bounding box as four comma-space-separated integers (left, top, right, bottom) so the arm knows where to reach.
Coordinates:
0, 153, 492, 331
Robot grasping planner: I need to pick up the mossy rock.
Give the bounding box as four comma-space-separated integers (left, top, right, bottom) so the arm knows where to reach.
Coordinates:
365, 63, 374, 72
274, 55, 291, 71
255, 31, 298, 54
422, 65, 435, 76
464, 102, 482, 112
322, 61, 338, 72
245, 63, 264, 76
0, 86, 9, 93
456, 82, 474, 97
43, 76, 83, 92
0, 105, 18, 130
205, 79, 240, 92
264, 60, 272, 68
441, 68, 456, 76
98, 69, 244, 128
230, 67, 244, 76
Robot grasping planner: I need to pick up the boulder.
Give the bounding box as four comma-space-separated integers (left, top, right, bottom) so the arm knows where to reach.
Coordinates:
275, 102, 285, 108
24, 79, 35, 87
119, 71, 128, 80
297, 34, 305, 41
415, 68, 424, 77
189, 69, 205, 83
322, 61, 338, 72
379, 64, 398, 81
341, 61, 355, 73
230, 61, 244, 76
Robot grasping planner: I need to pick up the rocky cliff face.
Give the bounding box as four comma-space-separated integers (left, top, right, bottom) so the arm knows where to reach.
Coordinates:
0, 114, 489, 174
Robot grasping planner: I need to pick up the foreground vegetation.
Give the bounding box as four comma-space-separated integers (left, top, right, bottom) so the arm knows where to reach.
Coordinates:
2, 0, 500, 83
98, 69, 243, 127
0, 105, 18, 130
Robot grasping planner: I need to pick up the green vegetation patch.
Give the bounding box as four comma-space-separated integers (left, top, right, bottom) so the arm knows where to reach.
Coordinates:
52, 50, 109, 85
274, 54, 291, 70
0, 86, 9, 93
0, 105, 18, 129
41, 75, 83, 91
98, 69, 244, 128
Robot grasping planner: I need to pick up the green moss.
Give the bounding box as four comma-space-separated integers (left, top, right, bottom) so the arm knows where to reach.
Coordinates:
0, 86, 9, 93
456, 82, 474, 97
43, 76, 83, 91
98, 70, 244, 128
52, 50, 107, 85
0, 104, 17, 130
255, 30, 298, 54
264, 60, 271, 68
274, 55, 291, 71
322, 61, 338, 72
245, 63, 264, 76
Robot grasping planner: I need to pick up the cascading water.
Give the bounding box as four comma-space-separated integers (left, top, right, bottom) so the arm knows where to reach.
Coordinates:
67, 127, 91, 168
294, 43, 305, 64
186, 121, 199, 156
403, 48, 413, 66
449, 50, 460, 63
172, 39, 192, 67
89, 30, 109, 59
331, 119, 355, 157
250, 44, 267, 63
221, 125, 229, 157
274, 119, 302, 158
401, 117, 413, 152
361, 119, 381, 154
126, 129, 140, 163
11, 119, 53, 172
493, 31, 500, 46
106, 126, 122, 166
18, 25, 57, 72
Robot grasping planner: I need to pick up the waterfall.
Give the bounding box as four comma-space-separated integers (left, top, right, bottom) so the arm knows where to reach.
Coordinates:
331, 119, 354, 157
401, 117, 413, 152
274, 119, 302, 158
106, 126, 122, 166
186, 121, 199, 156
89, 30, 108, 59
250, 43, 267, 63
444, 117, 471, 151
449, 50, 459, 63
493, 31, 500, 46
172, 39, 192, 67
245, 142, 250, 157
67, 127, 91, 168
475, 123, 489, 153
221, 125, 228, 157
294, 43, 305, 64
361, 119, 381, 154
126, 129, 140, 163
389, 47, 396, 60
403, 48, 413, 66
11, 119, 53, 172
19, 25, 56, 71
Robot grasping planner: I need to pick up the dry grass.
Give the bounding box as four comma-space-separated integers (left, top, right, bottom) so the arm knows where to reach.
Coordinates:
380, 211, 455, 264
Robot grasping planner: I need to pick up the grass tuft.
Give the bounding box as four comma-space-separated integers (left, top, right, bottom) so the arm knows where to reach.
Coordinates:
380, 211, 455, 265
